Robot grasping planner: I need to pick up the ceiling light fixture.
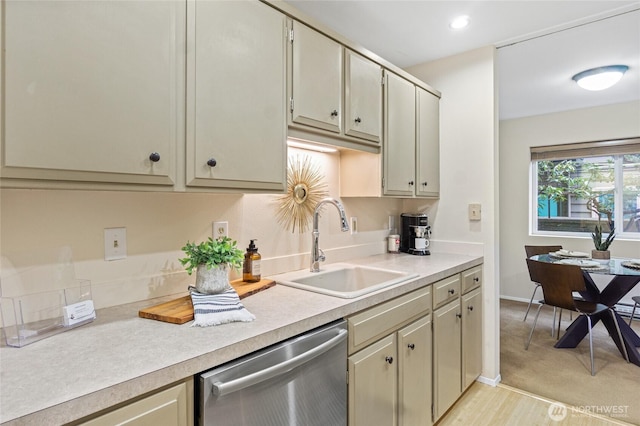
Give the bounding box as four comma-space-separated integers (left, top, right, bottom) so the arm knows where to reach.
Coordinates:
449, 15, 470, 30
572, 65, 629, 91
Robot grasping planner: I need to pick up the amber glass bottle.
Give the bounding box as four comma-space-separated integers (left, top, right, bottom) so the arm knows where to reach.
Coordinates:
243, 239, 261, 282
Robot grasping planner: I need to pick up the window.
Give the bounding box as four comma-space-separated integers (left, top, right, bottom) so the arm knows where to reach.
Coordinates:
531, 138, 640, 239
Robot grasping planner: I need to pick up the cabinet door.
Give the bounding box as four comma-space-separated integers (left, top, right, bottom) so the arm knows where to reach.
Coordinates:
187, 0, 286, 191
2, 0, 183, 186
416, 88, 440, 197
433, 299, 461, 421
462, 287, 483, 390
345, 50, 382, 143
291, 21, 342, 133
80, 382, 191, 426
398, 315, 432, 426
349, 334, 397, 426
383, 71, 415, 196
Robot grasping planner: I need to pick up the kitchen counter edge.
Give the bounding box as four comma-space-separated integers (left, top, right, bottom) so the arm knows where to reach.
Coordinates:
0, 252, 483, 425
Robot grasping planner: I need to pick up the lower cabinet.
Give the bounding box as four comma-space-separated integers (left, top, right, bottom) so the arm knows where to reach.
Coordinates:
77, 379, 192, 426
347, 286, 432, 426
347, 265, 482, 425
462, 287, 483, 390
433, 266, 483, 421
398, 316, 433, 426
433, 296, 462, 420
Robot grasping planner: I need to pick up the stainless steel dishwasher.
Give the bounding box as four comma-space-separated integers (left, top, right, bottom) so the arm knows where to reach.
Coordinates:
196, 320, 347, 426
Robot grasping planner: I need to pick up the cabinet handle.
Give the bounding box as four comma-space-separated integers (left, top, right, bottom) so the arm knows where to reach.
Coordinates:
474, 277, 480, 282
207, 158, 217, 168
149, 152, 161, 162
354, 117, 362, 123
407, 343, 415, 350
330, 110, 338, 117
422, 181, 428, 187
456, 313, 462, 319
385, 356, 393, 364
408, 181, 415, 186
448, 288, 455, 295
468, 306, 474, 312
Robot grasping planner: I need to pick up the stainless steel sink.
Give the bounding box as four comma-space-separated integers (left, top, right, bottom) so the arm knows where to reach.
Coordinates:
276, 263, 418, 298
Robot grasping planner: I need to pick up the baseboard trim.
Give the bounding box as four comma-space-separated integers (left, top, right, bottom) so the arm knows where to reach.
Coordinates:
500, 295, 531, 303
476, 374, 501, 387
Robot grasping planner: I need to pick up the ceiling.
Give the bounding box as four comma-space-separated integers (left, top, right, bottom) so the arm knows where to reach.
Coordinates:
284, 1, 640, 120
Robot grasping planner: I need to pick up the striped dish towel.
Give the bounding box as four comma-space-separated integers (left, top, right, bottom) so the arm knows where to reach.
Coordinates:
190, 288, 255, 327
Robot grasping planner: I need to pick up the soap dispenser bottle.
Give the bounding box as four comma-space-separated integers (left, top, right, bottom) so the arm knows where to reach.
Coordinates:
243, 239, 261, 283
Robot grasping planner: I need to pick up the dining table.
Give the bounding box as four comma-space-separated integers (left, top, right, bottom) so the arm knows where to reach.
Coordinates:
531, 253, 640, 367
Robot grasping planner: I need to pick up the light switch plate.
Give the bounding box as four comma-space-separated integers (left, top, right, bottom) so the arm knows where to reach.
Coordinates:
469, 203, 482, 221
104, 227, 127, 261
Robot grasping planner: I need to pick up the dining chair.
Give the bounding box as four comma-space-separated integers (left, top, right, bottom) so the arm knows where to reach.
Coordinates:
630, 296, 640, 326
524, 258, 629, 376
523, 245, 563, 323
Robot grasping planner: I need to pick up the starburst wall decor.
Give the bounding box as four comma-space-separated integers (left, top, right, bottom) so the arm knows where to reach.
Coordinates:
275, 155, 328, 233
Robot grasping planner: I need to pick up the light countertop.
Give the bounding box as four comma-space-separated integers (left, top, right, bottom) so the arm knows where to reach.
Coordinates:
0, 252, 482, 425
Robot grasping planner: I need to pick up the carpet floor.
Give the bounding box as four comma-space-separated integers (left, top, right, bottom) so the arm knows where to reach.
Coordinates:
500, 299, 640, 425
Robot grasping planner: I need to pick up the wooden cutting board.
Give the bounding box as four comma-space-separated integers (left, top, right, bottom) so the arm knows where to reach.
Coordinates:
138, 278, 275, 324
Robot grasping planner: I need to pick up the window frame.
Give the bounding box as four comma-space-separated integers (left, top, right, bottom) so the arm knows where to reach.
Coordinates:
530, 137, 640, 240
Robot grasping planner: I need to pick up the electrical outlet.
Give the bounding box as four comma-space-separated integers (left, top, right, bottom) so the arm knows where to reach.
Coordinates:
469, 203, 482, 221
213, 221, 228, 239
350, 217, 358, 234
104, 227, 127, 261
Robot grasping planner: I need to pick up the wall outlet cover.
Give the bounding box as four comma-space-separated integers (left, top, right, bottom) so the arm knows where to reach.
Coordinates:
213, 221, 229, 239
104, 227, 127, 261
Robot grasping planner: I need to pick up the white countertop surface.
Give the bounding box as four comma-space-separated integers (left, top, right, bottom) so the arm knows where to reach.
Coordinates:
0, 252, 482, 425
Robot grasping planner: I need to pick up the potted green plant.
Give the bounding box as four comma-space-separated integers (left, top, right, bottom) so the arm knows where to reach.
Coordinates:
587, 198, 615, 261
591, 222, 615, 260
179, 236, 244, 294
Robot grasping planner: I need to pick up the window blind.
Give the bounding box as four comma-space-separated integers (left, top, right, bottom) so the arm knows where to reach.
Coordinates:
530, 137, 640, 161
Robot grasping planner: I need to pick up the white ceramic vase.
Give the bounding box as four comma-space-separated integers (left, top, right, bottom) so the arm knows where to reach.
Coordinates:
195, 264, 231, 294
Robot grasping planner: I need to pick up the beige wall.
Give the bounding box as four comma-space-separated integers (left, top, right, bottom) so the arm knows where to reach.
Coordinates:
0, 148, 404, 309
406, 45, 500, 383
499, 100, 640, 305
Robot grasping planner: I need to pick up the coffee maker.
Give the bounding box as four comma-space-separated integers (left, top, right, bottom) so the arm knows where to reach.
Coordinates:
400, 213, 431, 255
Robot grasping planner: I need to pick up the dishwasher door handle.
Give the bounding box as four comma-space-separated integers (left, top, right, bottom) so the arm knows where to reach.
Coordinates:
212, 328, 347, 397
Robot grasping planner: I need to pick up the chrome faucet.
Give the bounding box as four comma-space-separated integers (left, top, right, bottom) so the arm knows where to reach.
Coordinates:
311, 198, 350, 272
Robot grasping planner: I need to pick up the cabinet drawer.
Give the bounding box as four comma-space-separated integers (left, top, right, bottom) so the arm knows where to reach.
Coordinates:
348, 286, 431, 354
432, 275, 461, 309
79, 381, 191, 426
461, 266, 482, 294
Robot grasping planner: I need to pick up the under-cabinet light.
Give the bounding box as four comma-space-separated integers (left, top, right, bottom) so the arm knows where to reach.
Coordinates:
287, 139, 338, 153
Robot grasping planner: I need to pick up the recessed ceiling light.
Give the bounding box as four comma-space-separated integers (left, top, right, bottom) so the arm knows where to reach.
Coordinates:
450, 15, 470, 30
572, 65, 629, 91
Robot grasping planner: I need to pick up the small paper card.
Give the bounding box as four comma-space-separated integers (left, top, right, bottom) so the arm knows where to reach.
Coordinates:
63, 300, 96, 327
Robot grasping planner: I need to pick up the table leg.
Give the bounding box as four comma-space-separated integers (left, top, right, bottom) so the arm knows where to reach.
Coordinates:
554, 314, 601, 348
601, 311, 640, 367
598, 275, 640, 307
556, 310, 640, 366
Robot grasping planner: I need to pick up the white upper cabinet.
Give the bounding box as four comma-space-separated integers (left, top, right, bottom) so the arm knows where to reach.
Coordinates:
344, 50, 383, 143
290, 21, 343, 134
289, 22, 383, 152
186, 0, 287, 191
383, 71, 416, 197
416, 87, 440, 197
340, 77, 440, 199
1, 0, 185, 187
